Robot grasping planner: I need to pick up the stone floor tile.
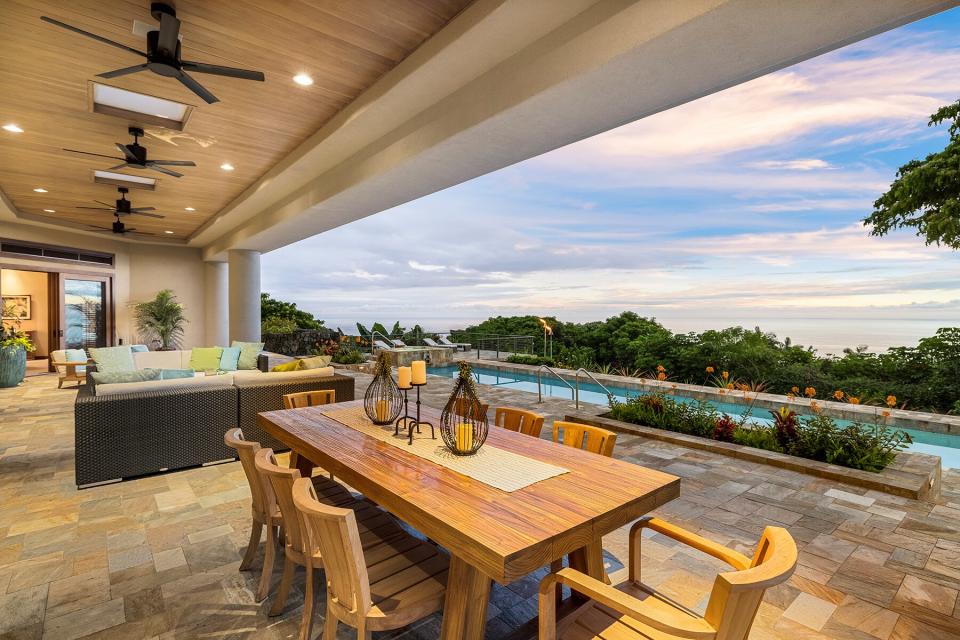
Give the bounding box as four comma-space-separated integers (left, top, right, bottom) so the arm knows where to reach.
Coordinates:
0, 584, 48, 634
781, 592, 839, 632
41, 597, 125, 640
45, 569, 110, 619
892, 574, 958, 616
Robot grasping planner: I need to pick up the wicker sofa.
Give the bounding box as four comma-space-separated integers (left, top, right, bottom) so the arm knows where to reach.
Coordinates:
74, 360, 354, 487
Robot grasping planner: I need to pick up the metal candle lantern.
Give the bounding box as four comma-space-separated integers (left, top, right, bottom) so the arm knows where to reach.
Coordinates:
440, 362, 488, 455
363, 352, 403, 425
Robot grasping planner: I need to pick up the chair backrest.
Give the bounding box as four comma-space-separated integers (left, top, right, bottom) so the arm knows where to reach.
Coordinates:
453, 397, 489, 421
494, 407, 545, 438
423, 338, 439, 347
439, 336, 454, 346
224, 428, 275, 521
51, 350, 67, 375
705, 526, 797, 640
374, 340, 391, 350
283, 389, 336, 409
552, 421, 617, 456
293, 477, 370, 626
254, 448, 307, 554
391, 339, 407, 347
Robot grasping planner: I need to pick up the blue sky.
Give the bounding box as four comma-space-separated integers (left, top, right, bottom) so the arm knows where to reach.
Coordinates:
263, 8, 960, 349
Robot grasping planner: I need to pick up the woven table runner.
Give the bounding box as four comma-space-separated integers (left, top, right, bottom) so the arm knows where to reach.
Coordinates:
321, 405, 568, 492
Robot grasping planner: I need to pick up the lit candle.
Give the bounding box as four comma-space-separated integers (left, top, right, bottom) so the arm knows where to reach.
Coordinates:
397, 366, 412, 389
411, 360, 427, 385
455, 422, 473, 451
375, 399, 389, 422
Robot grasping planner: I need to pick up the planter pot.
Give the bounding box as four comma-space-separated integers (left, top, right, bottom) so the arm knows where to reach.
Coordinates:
0, 344, 27, 388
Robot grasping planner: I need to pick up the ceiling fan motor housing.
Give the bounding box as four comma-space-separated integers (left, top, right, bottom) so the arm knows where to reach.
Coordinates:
112, 220, 125, 233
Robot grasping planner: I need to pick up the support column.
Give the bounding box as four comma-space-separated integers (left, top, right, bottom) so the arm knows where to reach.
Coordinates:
228, 249, 261, 343
204, 261, 229, 346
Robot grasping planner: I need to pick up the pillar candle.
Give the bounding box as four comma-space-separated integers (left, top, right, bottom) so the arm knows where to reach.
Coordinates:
455, 422, 473, 451
397, 366, 412, 389
375, 399, 389, 422
411, 360, 427, 385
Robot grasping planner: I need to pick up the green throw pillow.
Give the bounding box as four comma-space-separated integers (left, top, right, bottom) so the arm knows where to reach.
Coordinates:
231, 341, 264, 370
88, 346, 135, 373
159, 368, 195, 380
299, 355, 332, 369
190, 347, 224, 371
90, 369, 160, 385
219, 346, 242, 371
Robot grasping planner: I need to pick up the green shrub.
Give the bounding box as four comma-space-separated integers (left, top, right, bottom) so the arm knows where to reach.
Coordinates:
261, 316, 298, 335
331, 348, 365, 365
506, 354, 557, 367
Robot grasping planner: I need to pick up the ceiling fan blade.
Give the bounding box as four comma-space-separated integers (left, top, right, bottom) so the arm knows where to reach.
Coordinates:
41, 17, 147, 58
62, 148, 125, 161
76, 206, 114, 211
129, 206, 156, 212
176, 71, 218, 104
97, 64, 148, 79
147, 160, 196, 166
116, 143, 139, 163
131, 211, 165, 219
181, 61, 264, 82
94, 200, 115, 207
147, 164, 183, 178
107, 162, 135, 171
86, 225, 113, 231
157, 13, 181, 57
130, 231, 156, 236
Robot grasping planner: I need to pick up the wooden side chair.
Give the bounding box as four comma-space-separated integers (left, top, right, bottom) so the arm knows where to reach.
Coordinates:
453, 397, 489, 420
494, 407, 545, 438
292, 477, 449, 640
254, 448, 405, 626
283, 389, 336, 409
552, 420, 617, 457
539, 517, 797, 640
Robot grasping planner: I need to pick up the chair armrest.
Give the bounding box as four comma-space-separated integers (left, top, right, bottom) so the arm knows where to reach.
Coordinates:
631, 517, 751, 571
539, 568, 716, 640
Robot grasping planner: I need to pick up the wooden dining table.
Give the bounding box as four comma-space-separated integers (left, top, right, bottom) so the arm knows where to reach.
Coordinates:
257, 400, 680, 639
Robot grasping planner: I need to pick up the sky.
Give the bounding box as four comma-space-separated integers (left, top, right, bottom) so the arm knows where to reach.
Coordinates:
263, 8, 960, 353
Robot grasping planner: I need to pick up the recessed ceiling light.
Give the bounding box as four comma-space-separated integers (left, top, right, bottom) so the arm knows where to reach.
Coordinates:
3, 124, 23, 133
43, 209, 56, 213
220, 163, 234, 171
184, 206, 195, 211
164, 230, 174, 234
293, 73, 313, 86
33, 187, 48, 193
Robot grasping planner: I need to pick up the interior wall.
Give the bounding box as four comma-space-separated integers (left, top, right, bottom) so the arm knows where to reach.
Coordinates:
1, 222, 209, 349
0, 268, 49, 356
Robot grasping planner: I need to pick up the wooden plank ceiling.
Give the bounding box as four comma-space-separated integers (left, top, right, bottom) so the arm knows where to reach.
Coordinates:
0, 0, 472, 240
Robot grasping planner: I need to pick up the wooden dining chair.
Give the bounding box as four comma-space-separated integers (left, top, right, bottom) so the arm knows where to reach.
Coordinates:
253, 448, 405, 625
552, 420, 617, 456
494, 407, 545, 438
292, 477, 450, 640
453, 397, 489, 420
283, 389, 336, 409
539, 517, 798, 640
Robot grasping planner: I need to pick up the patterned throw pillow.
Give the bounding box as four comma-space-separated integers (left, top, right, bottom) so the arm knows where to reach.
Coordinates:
231, 341, 265, 370
90, 369, 160, 384
219, 346, 242, 371
189, 347, 224, 371
299, 355, 332, 369
88, 346, 135, 373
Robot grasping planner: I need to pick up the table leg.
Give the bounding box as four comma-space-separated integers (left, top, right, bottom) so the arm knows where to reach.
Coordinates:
568, 540, 607, 603
440, 555, 491, 640
288, 451, 315, 478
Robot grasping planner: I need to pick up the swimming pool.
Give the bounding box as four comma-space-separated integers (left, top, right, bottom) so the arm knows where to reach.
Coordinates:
428, 364, 960, 468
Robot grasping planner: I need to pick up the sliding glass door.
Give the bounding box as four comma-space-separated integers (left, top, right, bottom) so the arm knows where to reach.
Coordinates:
59, 275, 111, 350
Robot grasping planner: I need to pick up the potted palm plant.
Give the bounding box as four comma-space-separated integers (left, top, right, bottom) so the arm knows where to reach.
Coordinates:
133, 289, 187, 350
1, 302, 34, 388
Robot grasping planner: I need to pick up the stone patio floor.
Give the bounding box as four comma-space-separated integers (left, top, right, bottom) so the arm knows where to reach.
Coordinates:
1, 370, 959, 639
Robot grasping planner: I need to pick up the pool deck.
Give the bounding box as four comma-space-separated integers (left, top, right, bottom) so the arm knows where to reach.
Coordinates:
1, 369, 959, 639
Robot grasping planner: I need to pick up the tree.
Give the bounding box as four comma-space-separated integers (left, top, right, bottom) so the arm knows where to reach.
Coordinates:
133, 289, 187, 350
260, 292, 324, 330
864, 99, 960, 248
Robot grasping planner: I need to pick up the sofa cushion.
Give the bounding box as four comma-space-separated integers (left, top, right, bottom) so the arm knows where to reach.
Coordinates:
133, 350, 185, 370
89, 346, 135, 373
232, 341, 264, 370
64, 348, 88, 374
91, 369, 161, 385
95, 373, 234, 396
219, 346, 242, 371
232, 367, 334, 387
299, 355, 332, 369
190, 347, 224, 371
271, 359, 303, 372
159, 368, 196, 380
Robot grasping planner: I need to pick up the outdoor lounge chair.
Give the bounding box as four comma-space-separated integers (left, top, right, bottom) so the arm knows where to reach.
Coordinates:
439, 335, 470, 350
423, 337, 455, 349
374, 340, 393, 351
390, 338, 408, 347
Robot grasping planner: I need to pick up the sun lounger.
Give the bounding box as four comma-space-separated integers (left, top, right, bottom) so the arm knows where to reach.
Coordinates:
423, 337, 455, 349
439, 336, 470, 351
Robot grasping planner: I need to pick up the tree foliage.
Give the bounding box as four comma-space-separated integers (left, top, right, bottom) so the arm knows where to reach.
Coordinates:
260, 292, 324, 330
133, 289, 187, 350
865, 99, 960, 247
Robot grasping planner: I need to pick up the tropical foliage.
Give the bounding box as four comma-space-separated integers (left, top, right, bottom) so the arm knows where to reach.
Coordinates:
1, 302, 34, 351
261, 292, 324, 330
132, 289, 186, 350
462, 312, 960, 412
608, 392, 911, 472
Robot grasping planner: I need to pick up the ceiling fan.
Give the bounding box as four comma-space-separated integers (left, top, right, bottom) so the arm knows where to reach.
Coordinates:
41, 2, 265, 104
88, 214, 155, 237
77, 187, 165, 219
64, 127, 195, 178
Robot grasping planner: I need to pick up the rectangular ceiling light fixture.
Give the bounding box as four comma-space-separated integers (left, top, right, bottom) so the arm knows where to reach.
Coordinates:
93, 170, 157, 191
89, 82, 193, 130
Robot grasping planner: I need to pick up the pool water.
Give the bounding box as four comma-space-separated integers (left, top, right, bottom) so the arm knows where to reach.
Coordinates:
428, 365, 960, 469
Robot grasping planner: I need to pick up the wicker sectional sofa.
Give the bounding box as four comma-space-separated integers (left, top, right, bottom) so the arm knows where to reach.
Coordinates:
74, 359, 354, 487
